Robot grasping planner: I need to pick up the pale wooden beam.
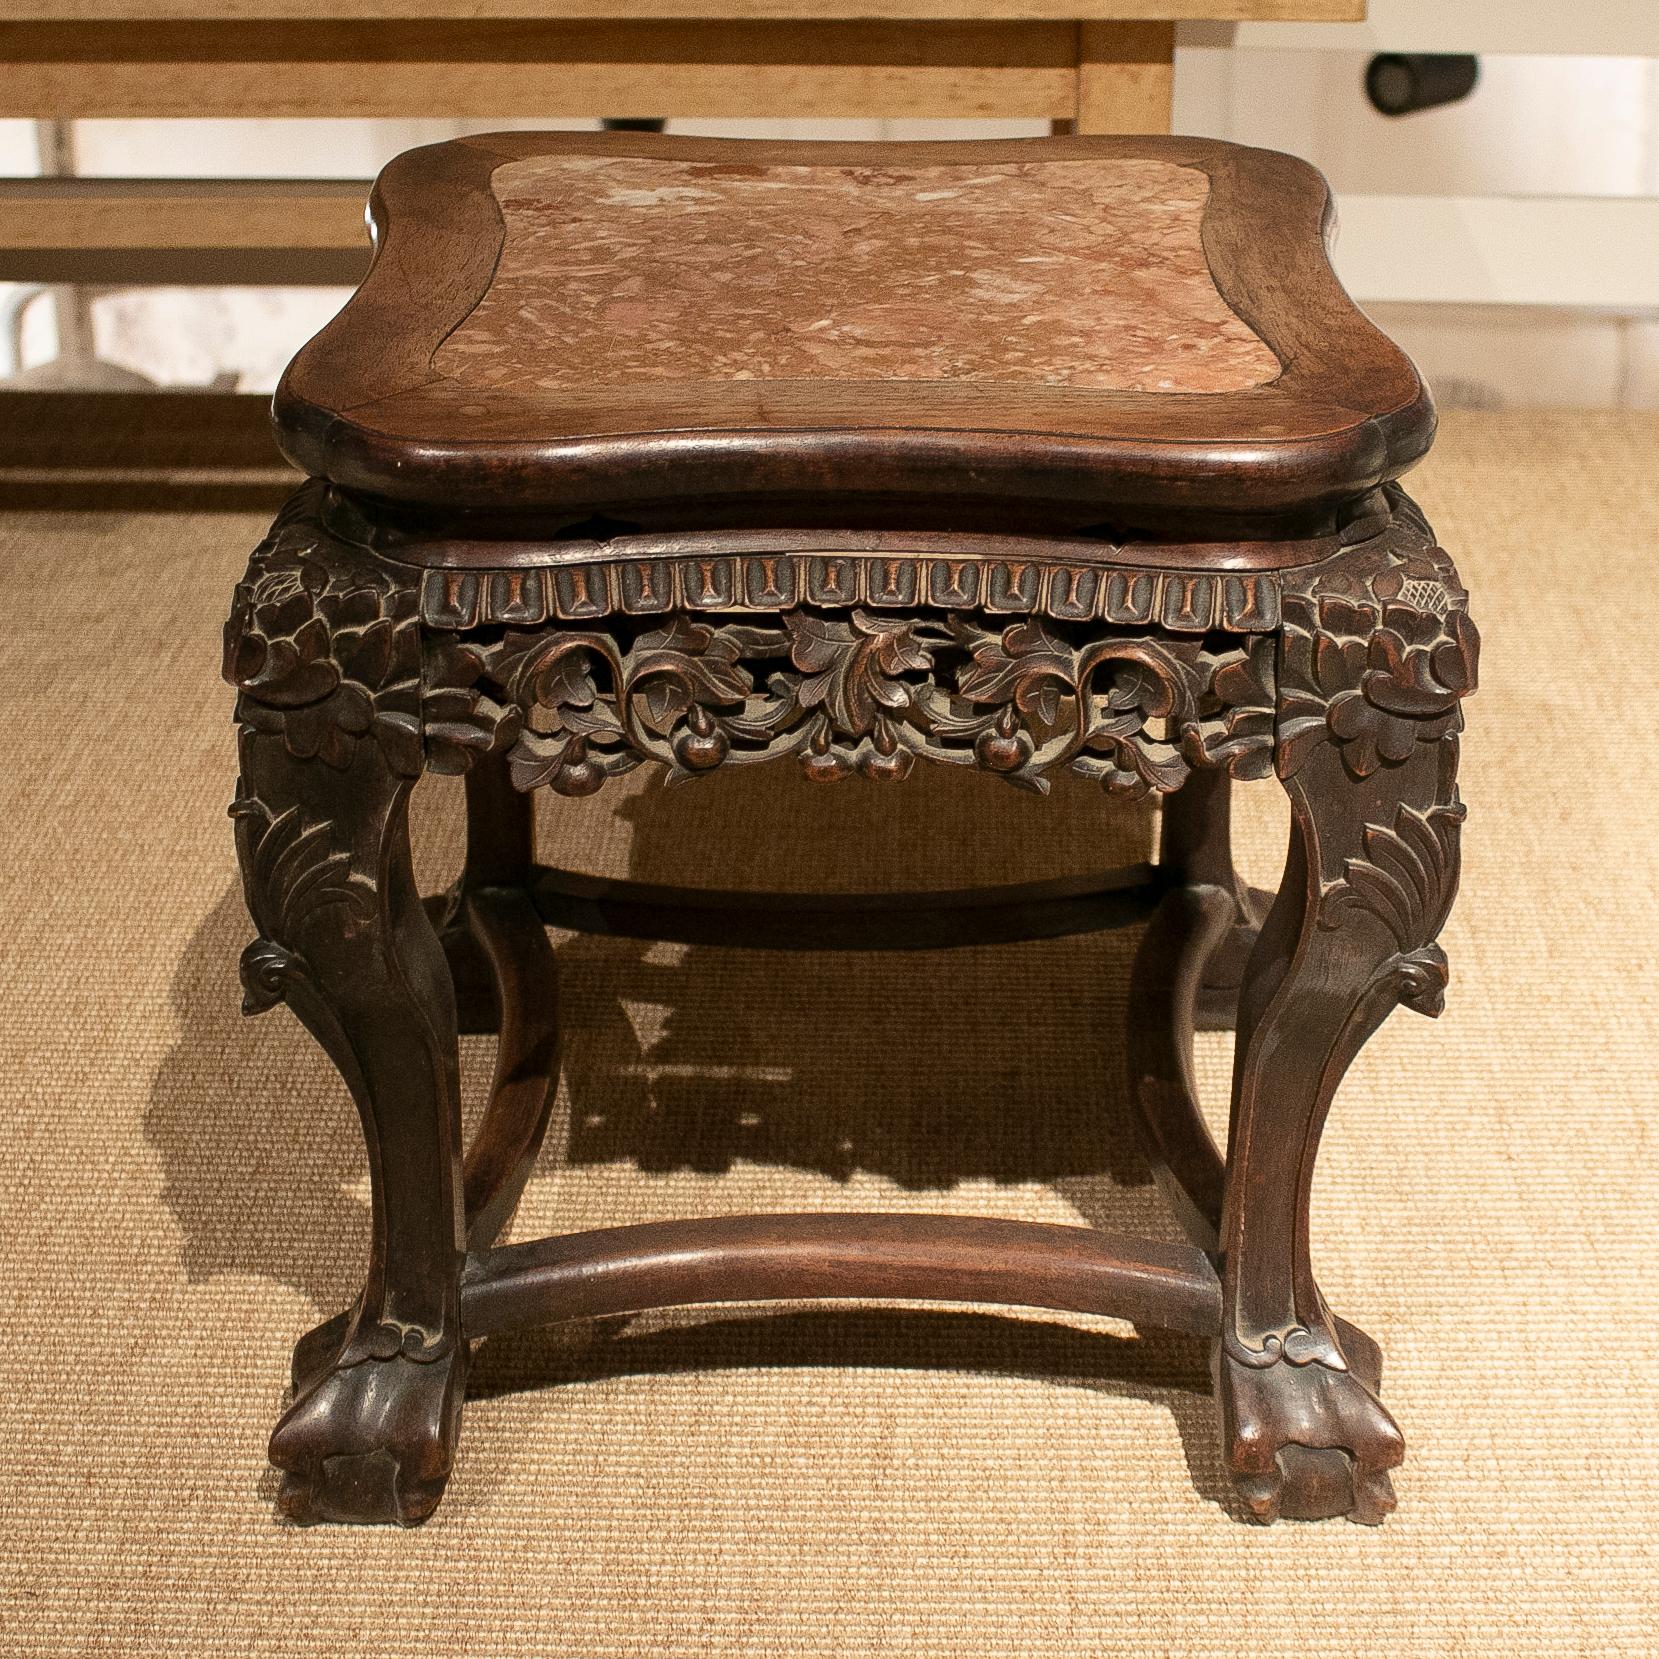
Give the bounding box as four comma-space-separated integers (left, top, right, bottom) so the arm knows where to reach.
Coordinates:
0, 177, 372, 282
0, 178, 370, 250
1073, 21, 1176, 135
0, 22, 1082, 120
0, 3, 1367, 20
1193, 3, 1645, 55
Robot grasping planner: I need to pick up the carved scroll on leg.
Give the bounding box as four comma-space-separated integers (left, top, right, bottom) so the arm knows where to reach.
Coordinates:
1216, 532, 1477, 1524
226, 488, 467, 1526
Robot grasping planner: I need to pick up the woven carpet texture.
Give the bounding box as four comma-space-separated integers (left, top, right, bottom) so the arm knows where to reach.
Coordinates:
1, 411, 1656, 1656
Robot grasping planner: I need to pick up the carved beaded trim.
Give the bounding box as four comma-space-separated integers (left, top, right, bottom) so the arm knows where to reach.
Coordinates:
419, 557, 1284, 636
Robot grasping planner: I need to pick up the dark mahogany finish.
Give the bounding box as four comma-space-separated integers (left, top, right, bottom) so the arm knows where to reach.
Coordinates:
223, 132, 1476, 1530
275, 132, 1432, 536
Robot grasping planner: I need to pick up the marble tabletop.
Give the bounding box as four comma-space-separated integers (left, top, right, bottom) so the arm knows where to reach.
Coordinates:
432, 153, 1281, 397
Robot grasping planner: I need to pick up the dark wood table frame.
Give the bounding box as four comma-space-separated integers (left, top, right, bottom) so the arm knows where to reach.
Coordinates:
221, 131, 1476, 1531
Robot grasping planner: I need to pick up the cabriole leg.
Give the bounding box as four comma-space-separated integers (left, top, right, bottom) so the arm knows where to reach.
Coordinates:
225, 487, 467, 1525
235, 733, 466, 1526
1216, 554, 1477, 1523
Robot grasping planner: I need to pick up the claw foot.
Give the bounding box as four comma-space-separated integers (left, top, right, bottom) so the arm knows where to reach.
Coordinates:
270, 1340, 467, 1526
1217, 1321, 1403, 1524
290, 1308, 353, 1396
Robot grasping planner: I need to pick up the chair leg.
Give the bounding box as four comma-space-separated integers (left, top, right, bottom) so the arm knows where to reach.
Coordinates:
1124, 768, 1265, 1252
455, 757, 561, 1252
234, 728, 467, 1526
1125, 879, 1230, 1252
430, 757, 537, 1036
1216, 723, 1464, 1523
1159, 771, 1273, 1031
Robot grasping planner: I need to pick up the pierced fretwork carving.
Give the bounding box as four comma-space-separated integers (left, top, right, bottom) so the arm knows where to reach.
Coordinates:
224, 480, 1482, 807
426, 608, 1278, 798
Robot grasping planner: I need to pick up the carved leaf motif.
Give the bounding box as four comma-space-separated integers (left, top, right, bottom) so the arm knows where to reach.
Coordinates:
230, 795, 376, 1012
1069, 640, 1208, 798
628, 616, 761, 735
488, 632, 600, 716
786, 610, 937, 737
1105, 655, 1175, 720
955, 618, 1076, 720
425, 601, 1274, 797
506, 730, 584, 793
1321, 799, 1466, 951
638, 677, 689, 734
530, 650, 599, 715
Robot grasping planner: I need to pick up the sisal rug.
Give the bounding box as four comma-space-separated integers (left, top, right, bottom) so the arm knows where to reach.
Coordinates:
1, 410, 1655, 1656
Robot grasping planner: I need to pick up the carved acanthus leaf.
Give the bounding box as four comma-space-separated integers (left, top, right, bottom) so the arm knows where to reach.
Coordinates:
786, 610, 942, 737
229, 793, 375, 1013
1321, 799, 1466, 953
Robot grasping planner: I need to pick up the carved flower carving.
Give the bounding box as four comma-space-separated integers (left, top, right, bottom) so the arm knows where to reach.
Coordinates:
223, 549, 423, 775
1278, 594, 1479, 779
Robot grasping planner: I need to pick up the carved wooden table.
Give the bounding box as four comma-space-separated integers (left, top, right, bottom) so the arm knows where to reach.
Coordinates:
222, 131, 1477, 1528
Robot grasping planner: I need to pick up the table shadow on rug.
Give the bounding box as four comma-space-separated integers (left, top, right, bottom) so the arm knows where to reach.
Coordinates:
146, 765, 1237, 1513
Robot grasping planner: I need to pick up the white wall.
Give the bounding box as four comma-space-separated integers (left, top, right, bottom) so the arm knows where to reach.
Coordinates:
1174, 45, 1659, 406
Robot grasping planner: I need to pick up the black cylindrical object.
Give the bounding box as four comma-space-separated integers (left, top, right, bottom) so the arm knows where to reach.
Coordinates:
1365, 54, 1480, 117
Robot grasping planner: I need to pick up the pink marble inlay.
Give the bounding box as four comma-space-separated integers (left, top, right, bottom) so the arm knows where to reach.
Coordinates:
432, 155, 1280, 396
